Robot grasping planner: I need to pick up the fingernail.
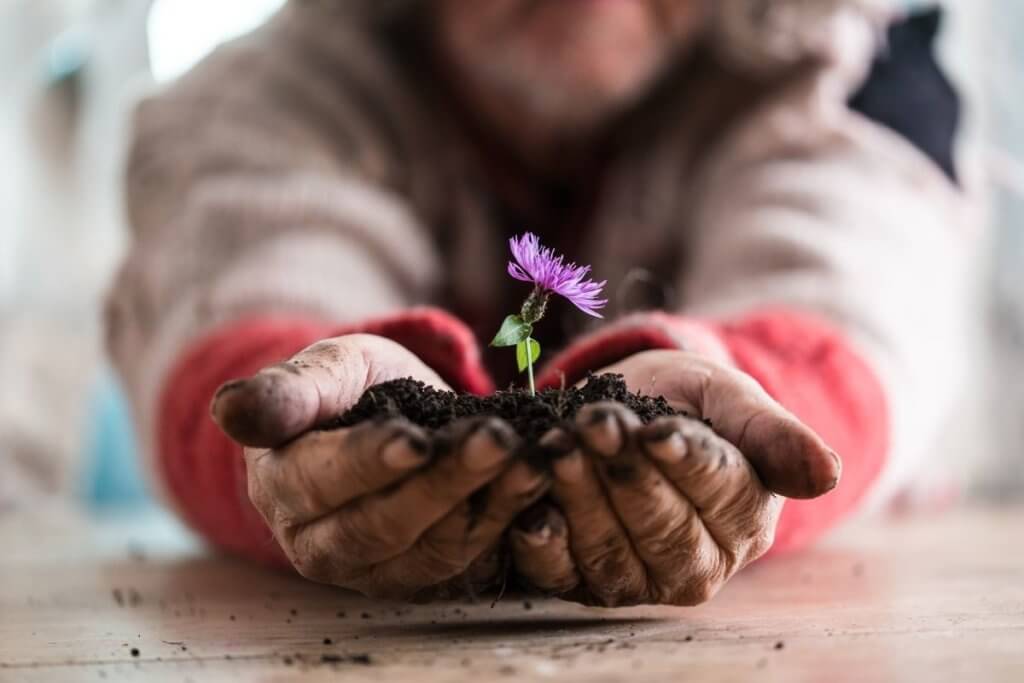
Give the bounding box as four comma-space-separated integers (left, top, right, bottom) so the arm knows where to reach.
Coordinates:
380, 434, 431, 469
580, 409, 623, 458
645, 432, 687, 463
212, 378, 247, 402
829, 449, 842, 470
507, 464, 550, 496
462, 425, 514, 471
644, 422, 680, 443
553, 452, 585, 484
537, 428, 575, 461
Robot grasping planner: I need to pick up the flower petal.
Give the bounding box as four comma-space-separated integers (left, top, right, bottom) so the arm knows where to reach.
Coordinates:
507, 262, 533, 283
505, 232, 607, 317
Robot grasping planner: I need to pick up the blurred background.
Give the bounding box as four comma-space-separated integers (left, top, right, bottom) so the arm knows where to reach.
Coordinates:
0, 0, 1020, 516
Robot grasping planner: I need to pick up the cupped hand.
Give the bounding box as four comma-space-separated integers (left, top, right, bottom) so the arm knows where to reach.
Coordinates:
511, 349, 840, 607
212, 334, 550, 601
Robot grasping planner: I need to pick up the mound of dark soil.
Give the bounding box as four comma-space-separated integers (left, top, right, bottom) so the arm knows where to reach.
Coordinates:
330, 374, 680, 449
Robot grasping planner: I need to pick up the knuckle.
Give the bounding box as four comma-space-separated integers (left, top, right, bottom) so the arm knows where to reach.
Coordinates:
415, 533, 472, 578
714, 491, 776, 562
639, 527, 686, 565
677, 579, 720, 606
288, 537, 335, 584
660, 545, 730, 605
632, 504, 696, 557
575, 533, 629, 576
339, 508, 400, 557
660, 567, 724, 606
304, 338, 350, 362
574, 543, 647, 606
417, 475, 463, 511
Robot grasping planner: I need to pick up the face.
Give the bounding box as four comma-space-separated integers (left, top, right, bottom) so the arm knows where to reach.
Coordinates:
436, 0, 709, 132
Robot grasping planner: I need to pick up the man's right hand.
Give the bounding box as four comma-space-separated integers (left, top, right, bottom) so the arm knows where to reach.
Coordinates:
211, 334, 550, 601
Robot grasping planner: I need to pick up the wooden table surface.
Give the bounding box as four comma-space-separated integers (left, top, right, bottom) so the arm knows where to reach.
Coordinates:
1, 503, 1022, 683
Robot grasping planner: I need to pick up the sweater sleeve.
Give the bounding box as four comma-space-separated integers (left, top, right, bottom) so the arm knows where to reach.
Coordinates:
538, 65, 976, 553
103, 6, 456, 557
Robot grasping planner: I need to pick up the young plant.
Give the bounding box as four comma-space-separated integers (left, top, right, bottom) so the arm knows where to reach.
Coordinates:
490, 232, 607, 395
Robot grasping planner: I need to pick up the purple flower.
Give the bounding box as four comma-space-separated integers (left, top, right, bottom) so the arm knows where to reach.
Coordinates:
507, 232, 607, 318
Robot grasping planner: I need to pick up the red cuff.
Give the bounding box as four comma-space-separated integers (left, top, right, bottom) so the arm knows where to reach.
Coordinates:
536, 312, 732, 389
536, 309, 889, 555
717, 311, 888, 555
156, 308, 490, 568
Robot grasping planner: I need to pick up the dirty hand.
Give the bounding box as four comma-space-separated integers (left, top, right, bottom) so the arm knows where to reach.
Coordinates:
212, 334, 550, 601
511, 349, 840, 607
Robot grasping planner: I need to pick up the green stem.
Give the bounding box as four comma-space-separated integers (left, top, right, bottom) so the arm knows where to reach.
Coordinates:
526, 336, 536, 396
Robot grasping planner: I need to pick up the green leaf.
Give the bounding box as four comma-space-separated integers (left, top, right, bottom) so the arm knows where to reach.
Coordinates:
490, 315, 532, 347
516, 338, 541, 373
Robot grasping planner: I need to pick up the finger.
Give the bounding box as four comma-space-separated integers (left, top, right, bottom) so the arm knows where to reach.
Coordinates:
550, 414, 649, 607
643, 416, 782, 565
369, 460, 551, 598
698, 364, 840, 499
581, 405, 725, 598
288, 419, 516, 579
510, 504, 581, 595
211, 334, 448, 448
248, 419, 431, 523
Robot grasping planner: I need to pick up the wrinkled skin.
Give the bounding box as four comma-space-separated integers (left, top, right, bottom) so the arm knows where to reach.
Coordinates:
510, 350, 840, 606
210, 0, 838, 606
213, 335, 552, 601
214, 339, 839, 605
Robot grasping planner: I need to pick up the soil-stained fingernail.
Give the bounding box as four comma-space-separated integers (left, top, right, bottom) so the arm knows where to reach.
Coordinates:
580, 410, 623, 457
487, 421, 518, 450
381, 434, 431, 469
212, 378, 247, 402
829, 449, 842, 470
553, 452, 585, 484
644, 431, 687, 463
462, 425, 514, 471
643, 421, 679, 443
538, 428, 575, 460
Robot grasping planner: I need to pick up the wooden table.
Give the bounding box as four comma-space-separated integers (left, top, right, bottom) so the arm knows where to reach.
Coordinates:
1, 503, 1022, 682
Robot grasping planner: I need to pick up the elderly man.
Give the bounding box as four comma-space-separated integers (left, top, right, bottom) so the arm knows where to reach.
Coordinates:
107, 0, 968, 605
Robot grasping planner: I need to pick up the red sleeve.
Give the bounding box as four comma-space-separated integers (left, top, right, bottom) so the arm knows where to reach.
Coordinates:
536, 309, 889, 556
156, 307, 493, 568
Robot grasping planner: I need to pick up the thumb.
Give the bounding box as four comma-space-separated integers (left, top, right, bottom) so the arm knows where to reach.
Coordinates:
606, 350, 841, 499
211, 334, 445, 449
700, 366, 842, 500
